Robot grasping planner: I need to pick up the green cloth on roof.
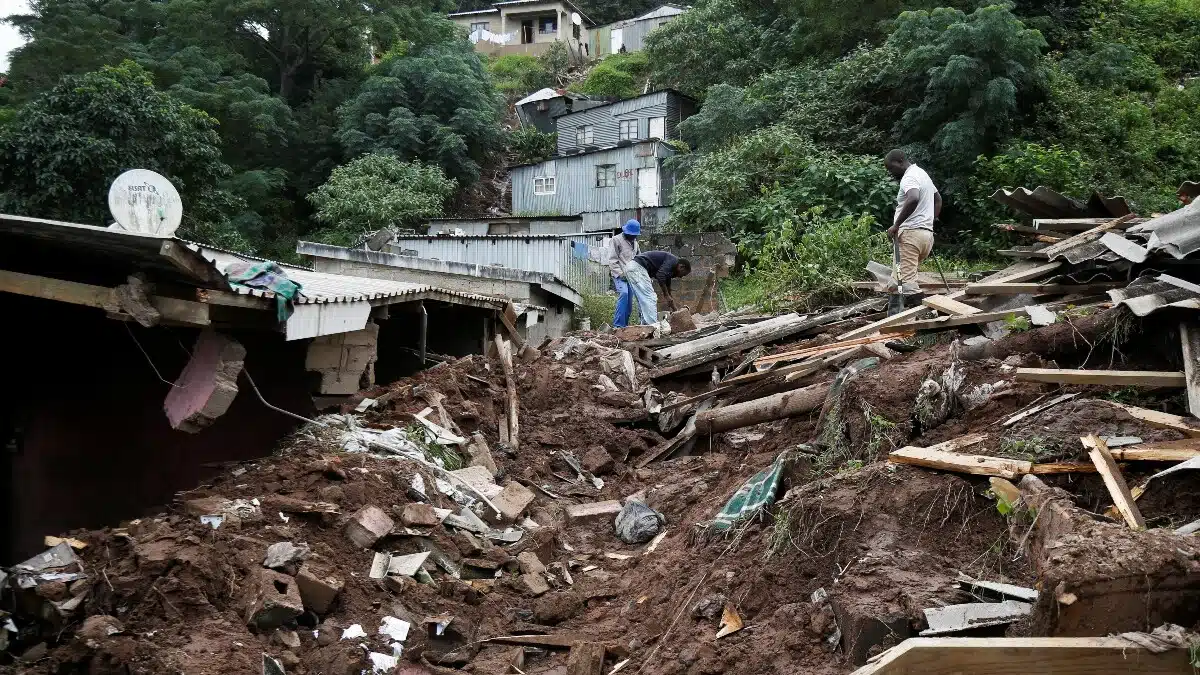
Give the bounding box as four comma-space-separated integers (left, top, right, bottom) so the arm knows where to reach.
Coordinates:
225, 261, 302, 322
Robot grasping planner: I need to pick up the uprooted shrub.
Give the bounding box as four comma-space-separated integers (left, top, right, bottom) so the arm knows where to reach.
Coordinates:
732, 207, 890, 312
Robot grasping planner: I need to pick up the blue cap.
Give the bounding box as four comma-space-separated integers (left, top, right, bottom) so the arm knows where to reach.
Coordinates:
622, 219, 641, 236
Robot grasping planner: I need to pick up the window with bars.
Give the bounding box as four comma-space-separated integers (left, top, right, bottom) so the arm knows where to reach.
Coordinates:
619, 119, 638, 141
596, 164, 616, 187
575, 125, 594, 147
469, 21, 489, 31
533, 176, 556, 194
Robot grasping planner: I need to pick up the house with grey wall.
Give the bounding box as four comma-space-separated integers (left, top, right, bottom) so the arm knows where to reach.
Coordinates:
515, 88, 608, 134
588, 4, 687, 57
511, 140, 676, 217
553, 89, 697, 156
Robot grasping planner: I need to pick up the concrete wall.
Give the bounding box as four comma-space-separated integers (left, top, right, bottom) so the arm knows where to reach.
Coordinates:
641, 231, 737, 314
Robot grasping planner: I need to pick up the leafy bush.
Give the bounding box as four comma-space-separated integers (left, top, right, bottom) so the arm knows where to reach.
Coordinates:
508, 127, 557, 164
736, 208, 890, 311
307, 154, 457, 246
487, 54, 551, 96
573, 52, 649, 99
670, 127, 895, 246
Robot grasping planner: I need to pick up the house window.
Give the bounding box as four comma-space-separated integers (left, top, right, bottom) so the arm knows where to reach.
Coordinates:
575, 125, 594, 146
596, 164, 616, 187
469, 21, 490, 31
619, 119, 638, 141
539, 15, 557, 33
534, 176, 556, 195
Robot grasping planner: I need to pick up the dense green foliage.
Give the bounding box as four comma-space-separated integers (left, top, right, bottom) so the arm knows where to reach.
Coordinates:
307, 154, 457, 246
0, 62, 248, 248
654, 0, 1200, 266
571, 52, 649, 99
0, 0, 494, 258
508, 127, 558, 164
486, 42, 572, 97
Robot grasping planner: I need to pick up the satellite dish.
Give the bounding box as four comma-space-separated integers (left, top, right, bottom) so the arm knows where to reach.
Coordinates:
571, 12, 581, 25
107, 169, 183, 237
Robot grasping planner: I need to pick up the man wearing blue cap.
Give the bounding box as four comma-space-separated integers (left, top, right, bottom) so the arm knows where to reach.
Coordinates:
606, 219, 641, 327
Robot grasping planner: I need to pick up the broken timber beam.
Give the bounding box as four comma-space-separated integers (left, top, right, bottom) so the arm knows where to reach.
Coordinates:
1181, 321, 1200, 417
880, 309, 1031, 335
841, 262, 1063, 341
1082, 435, 1145, 530
889, 435, 1032, 479
493, 335, 520, 452
1098, 400, 1200, 437
1038, 213, 1137, 259
964, 282, 1123, 296
0, 269, 211, 326
1110, 439, 1200, 461
753, 333, 900, 368
694, 382, 829, 435
922, 295, 981, 316
1015, 368, 1185, 387
850, 637, 1189, 675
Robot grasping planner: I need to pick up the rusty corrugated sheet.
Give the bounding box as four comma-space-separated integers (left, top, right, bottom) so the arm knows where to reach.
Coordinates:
991, 186, 1130, 220
1107, 275, 1200, 316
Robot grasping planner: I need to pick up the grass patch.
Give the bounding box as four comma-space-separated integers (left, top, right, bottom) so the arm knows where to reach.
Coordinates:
1003, 314, 1033, 332
578, 291, 642, 329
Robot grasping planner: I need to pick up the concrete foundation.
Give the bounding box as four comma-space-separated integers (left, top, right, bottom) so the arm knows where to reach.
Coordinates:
305, 322, 379, 395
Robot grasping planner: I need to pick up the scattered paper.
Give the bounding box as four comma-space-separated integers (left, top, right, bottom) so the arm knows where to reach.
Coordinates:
199, 515, 224, 529
341, 624, 367, 640
379, 616, 411, 643
368, 651, 399, 672
278, 512, 290, 523
716, 603, 744, 638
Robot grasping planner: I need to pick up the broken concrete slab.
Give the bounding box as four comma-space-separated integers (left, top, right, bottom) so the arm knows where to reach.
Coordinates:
956, 574, 1038, 603
449, 466, 503, 499
263, 542, 310, 574
164, 329, 246, 433
399, 503, 441, 528
344, 506, 394, 549
245, 569, 303, 631
601, 349, 638, 391
465, 432, 498, 476
519, 572, 550, 597
581, 446, 615, 476
387, 552, 431, 578
295, 564, 342, 615
489, 482, 537, 524
920, 600, 1032, 635
517, 551, 547, 576
564, 501, 623, 524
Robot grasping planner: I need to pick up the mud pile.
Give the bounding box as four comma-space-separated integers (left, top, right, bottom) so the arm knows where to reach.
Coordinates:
7, 295, 1200, 674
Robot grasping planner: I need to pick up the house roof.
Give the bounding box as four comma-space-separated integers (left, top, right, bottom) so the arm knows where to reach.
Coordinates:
632, 4, 688, 21
552, 88, 698, 121
448, 7, 500, 16
515, 88, 561, 106
490, 0, 595, 25
507, 138, 667, 169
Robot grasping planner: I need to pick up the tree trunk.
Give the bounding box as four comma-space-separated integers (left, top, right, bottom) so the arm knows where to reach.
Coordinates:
695, 382, 830, 434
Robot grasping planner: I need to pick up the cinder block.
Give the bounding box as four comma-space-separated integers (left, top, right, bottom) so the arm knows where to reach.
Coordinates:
295, 563, 342, 615
344, 505, 394, 548
245, 569, 303, 630
489, 482, 536, 524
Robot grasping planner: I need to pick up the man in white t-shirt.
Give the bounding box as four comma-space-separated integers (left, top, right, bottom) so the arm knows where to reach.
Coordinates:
885, 149, 942, 295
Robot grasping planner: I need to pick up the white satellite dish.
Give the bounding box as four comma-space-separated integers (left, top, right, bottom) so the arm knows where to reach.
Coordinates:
571, 11, 581, 25
107, 169, 183, 237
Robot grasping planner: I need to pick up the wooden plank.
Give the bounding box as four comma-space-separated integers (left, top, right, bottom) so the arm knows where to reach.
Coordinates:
1039, 213, 1136, 259
0, 269, 210, 325
564, 501, 623, 522
842, 262, 1063, 341
487, 634, 581, 649
158, 240, 224, 285
880, 308, 1029, 335
890, 448, 1033, 479
965, 282, 1123, 296
1032, 217, 1146, 231
851, 637, 1189, 675
922, 294, 982, 316
993, 222, 1072, 239
565, 642, 606, 675
494, 336, 520, 452
1111, 439, 1200, 462
988, 477, 1022, 506
1015, 368, 1185, 387
650, 315, 813, 379
197, 288, 273, 310
1100, 401, 1200, 437
852, 281, 967, 292
754, 333, 901, 367
1181, 321, 1200, 417
1030, 462, 1096, 474
1002, 393, 1079, 427
654, 313, 803, 362
1082, 435, 1145, 529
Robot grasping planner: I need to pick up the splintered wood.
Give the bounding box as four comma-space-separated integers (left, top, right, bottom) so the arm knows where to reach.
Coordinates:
888, 435, 1036, 479
494, 335, 520, 452
1082, 435, 1145, 530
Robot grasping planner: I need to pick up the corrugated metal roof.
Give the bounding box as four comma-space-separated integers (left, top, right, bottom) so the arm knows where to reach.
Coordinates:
1127, 202, 1200, 259
991, 186, 1130, 220
516, 88, 560, 106
190, 244, 507, 308
633, 4, 687, 20
1107, 275, 1200, 316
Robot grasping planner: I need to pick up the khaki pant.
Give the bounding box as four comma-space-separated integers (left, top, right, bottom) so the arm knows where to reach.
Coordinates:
897, 228, 934, 291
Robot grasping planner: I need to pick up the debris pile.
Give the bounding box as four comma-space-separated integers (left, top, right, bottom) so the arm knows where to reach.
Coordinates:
6, 203, 1200, 672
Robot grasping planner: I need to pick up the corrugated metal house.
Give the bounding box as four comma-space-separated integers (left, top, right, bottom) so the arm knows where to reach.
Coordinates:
589, 4, 688, 57
514, 88, 608, 134
554, 89, 697, 156
511, 139, 676, 215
